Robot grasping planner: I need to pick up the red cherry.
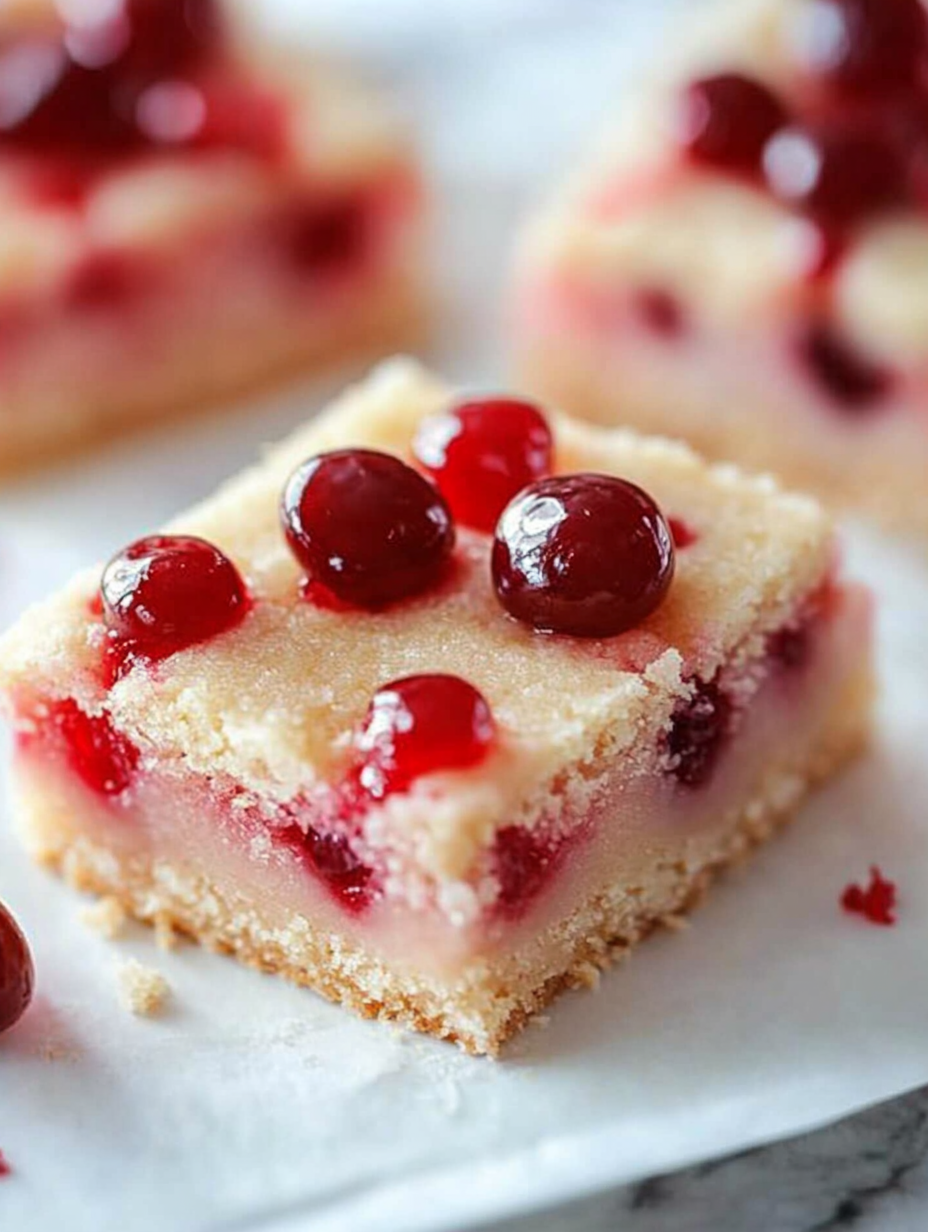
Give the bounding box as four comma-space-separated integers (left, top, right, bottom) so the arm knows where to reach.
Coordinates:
492, 826, 557, 918
763, 124, 907, 229
666, 679, 732, 788
120, 0, 223, 82
51, 699, 138, 796
0, 35, 135, 153
412, 397, 554, 533
356, 674, 495, 798
635, 288, 687, 339
883, 94, 928, 206
134, 79, 206, 145
62, 250, 144, 312
281, 450, 455, 609
280, 824, 374, 914
278, 195, 370, 279
841, 865, 897, 925
790, 0, 928, 96
101, 534, 249, 660
0, 0, 223, 157
677, 73, 788, 176
133, 78, 284, 158
797, 321, 893, 411
491, 474, 675, 637
184, 80, 284, 160
0, 902, 34, 1035
667, 517, 698, 549
63, 8, 131, 72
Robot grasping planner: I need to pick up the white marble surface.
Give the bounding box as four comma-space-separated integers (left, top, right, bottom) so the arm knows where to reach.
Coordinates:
488, 1087, 928, 1232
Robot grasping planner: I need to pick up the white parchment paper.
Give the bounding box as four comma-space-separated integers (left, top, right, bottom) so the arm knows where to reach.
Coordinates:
2, 2, 928, 1230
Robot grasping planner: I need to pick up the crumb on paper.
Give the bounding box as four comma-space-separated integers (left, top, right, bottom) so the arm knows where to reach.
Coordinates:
81, 896, 127, 940
36, 1039, 80, 1063
0, 1150, 10, 1178
841, 865, 897, 926
154, 912, 179, 952
117, 959, 170, 1017
574, 961, 601, 990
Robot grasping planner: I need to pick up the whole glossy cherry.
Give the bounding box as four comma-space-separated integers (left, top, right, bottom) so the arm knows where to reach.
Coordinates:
763, 123, 907, 229
357, 674, 495, 797
119, 0, 222, 81
789, 0, 928, 96
281, 449, 455, 609
491, 473, 675, 637
413, 396, 554, 533
0, 35, 135, 152
0, 902, 34, 1036
677, 73, 788, 177
101, 534, 249, 659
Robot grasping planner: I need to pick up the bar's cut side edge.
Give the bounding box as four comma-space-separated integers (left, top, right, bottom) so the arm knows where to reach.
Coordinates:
10, 651, 872, 1056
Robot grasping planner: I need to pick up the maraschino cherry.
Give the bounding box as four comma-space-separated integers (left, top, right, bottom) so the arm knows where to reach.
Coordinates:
101, 534, 249, 661
789, 0, 928, 97
281, 449, 454, 609
0, 902, 34, 1035
677, 73, 788, 177
491, 473, 674, 637
356, 674, 495, 798
413, 397, 553, 533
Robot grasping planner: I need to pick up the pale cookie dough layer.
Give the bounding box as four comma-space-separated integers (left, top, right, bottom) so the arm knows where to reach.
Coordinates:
0, 248, 426, 476
514, 293, 928, 545
10, 573, 868, 945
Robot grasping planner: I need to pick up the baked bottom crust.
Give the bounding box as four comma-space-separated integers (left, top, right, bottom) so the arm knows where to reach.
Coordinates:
14, 661, 871, 1056
0, 275, 426, 479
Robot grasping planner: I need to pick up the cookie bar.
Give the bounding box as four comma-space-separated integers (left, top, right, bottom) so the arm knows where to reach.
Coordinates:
512, 0, 928, 541
0, 359, 873, 1053
0, 0, 424, 472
